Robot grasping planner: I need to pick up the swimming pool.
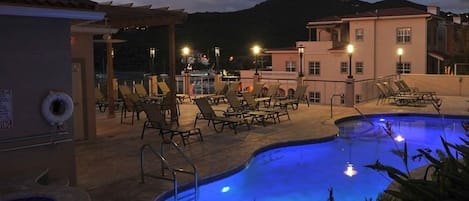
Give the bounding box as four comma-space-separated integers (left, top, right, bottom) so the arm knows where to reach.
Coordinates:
156, 114, 467, 201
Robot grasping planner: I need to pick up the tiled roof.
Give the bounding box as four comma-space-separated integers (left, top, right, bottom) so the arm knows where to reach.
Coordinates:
0, 0, 97, 10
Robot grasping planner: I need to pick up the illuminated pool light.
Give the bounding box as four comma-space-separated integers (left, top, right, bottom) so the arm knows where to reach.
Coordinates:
394, 135, 405, 142
344, 163, 358, 177
379, 118, 386, 122
221, 186, 230, 193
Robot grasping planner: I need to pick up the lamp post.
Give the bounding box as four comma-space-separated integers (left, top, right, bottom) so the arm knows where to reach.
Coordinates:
149, 47, 156, 73
347, 44, 354, 79
397, 48, 403, 77
181, 46, 191, 95
252, 45, 261, 75
345, 44, 355, 107
182, 46, 190, 72
214, 46, 220, 74
298, 45, 304, 77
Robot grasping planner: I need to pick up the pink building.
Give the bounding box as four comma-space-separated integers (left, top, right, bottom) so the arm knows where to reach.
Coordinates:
242, 6, 460, 105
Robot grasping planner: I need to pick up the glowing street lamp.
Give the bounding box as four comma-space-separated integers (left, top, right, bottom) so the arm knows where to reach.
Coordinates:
182, 46, 190, 72
347, 44, 354, 79
252, 45, 261, 75
298, 45, 304, 77
214, 46, 220, 73
397, 48, 403, 75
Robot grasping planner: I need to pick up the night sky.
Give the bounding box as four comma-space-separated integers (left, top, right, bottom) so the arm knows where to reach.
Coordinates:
94, 0, 469, 13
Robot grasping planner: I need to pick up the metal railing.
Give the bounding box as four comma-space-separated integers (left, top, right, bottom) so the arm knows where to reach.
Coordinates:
330, 94, 343, 118
140, 141, 198, 201
353, 105, 374, 126
0, 131, 72, 152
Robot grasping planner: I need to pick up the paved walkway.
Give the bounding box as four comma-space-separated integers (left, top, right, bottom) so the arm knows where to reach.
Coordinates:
74, 96, 469, 201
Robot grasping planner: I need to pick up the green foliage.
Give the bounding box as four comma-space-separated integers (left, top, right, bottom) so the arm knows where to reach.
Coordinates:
366, 123, 469, 201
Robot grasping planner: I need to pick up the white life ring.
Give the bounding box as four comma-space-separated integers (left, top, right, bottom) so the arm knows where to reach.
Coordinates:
41, 91, 74, 126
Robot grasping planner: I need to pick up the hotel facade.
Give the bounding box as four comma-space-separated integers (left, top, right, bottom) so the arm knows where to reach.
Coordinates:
240, 6, 466, 105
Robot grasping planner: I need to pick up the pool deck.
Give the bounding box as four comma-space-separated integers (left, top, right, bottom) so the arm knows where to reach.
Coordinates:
75, 96, 469, 201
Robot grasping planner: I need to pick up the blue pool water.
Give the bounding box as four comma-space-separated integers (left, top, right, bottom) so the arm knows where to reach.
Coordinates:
157, 114, 467, 201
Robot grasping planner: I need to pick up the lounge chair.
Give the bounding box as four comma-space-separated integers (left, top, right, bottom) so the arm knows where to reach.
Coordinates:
120, 93, 144, 124
226, 92, 276, 126
158, 81, 190, 103
95, 87, 108, 112
251, 82, 264, 98
243, 92, 290, 123
393, 79, 439, 102
376, 82, 423, 106
193, 97, 250, 134
141, 103, 202, 146
119, 84, 133, 98
134, 83, 148, 98
274, 85, 309, 110
208, 82, 228, 104
255, 83, 280, 107
226, 81, 240, 94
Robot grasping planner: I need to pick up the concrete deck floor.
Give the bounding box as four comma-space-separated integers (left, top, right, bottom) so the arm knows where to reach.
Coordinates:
75, 96, 469, 201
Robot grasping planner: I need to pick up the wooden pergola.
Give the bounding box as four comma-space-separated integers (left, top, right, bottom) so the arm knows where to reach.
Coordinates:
93, 2, 187, 121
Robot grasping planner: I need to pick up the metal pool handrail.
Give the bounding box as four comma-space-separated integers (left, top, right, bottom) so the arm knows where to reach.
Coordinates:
353, 105, 375, 126
140, 141, 198, 201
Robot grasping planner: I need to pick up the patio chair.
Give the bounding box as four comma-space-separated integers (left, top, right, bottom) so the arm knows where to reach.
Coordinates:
193, 97, 250, 134
208, 82, 228, 104
134, 83, 148, 98
243, 91, 290, 123
251, 82, 265, 98
158, 81, 190, 103
376, 82, 423, 106
274, 85, 309, 110
226, 81, 240, 94
226, 92, 275, 126
95, 87, 108, 112
141, 103, 202, 146
255, 83, 280, 107
120, 93, 144, 124
118, 84, 133, 98
393, 79, 439, 102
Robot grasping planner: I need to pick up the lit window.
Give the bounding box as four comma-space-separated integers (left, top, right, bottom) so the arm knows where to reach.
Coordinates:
355, 28, 364, 41
285, 60, 296, 72
308, 61, 320, 75
356, 62, 364, 74
397, 27, 411, 44
340, 62, 348, 74
396, 62, 411, 74
309, 92, 321, 103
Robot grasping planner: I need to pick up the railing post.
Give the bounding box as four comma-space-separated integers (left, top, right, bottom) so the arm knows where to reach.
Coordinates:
345, 78, 355, 107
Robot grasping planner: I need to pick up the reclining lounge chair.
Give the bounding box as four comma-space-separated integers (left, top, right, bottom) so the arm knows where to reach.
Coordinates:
193, 97, 250, 134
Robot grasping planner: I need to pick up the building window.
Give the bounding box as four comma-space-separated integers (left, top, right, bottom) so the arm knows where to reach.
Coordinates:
355, 28, 364, 41
340, 62, 348, 74
397, 27, 411, 44
285, 60, 296, 72
356, 62, 364, 74
309, 92, 321, 103
308, 61, 320, 75
396, 62, 411, 74
355, 94, 362, 104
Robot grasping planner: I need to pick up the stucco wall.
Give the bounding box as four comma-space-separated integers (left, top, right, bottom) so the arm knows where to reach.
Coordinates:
0, 15, 76, 184
374, 17, 428, 76
71, 33, 97, 140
